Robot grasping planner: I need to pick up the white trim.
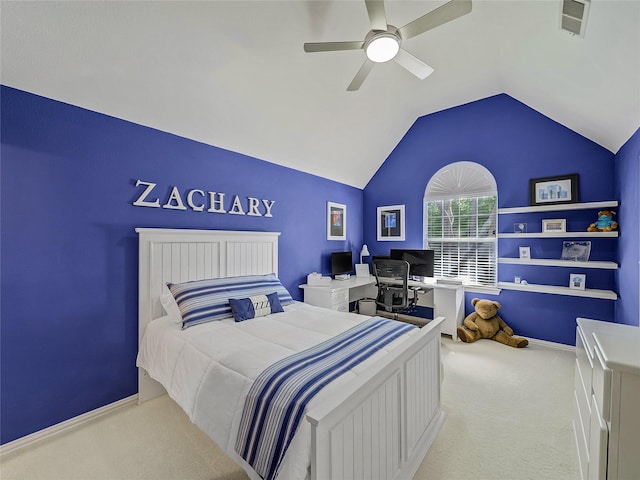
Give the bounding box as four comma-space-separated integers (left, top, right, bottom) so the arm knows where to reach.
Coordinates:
527, 337, 576, 352
0, 394, 138, 458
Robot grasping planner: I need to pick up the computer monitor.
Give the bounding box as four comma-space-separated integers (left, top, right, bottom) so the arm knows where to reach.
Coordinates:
331, 251, 353, 277
389, 249, 435, 278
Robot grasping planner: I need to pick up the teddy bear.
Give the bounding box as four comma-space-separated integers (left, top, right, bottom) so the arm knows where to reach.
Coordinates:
587, 210, 618, 232
456, 298, 528, 348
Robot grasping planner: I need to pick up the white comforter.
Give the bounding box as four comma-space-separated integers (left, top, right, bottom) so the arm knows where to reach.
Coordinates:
136, 302, 417, 480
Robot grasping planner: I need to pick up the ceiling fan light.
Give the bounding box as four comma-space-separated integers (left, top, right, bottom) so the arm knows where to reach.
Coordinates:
365, 35, 400, 63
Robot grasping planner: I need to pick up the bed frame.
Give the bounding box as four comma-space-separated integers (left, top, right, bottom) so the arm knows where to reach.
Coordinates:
136, 228, 446, 480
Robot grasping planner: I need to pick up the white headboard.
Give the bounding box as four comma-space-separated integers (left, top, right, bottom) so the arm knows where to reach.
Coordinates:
136, 228, 281, 401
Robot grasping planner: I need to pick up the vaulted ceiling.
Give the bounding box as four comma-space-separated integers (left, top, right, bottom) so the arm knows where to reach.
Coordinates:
2, 1, 639, 188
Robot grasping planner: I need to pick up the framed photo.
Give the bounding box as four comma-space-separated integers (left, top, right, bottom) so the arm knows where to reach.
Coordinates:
569, 273, 586, 290
542, 218, 566, 233
327, 201, 346, 240
529, 174, 579, 206
561, 241, 591, 262
519, 246, 531, 259
513, 222, 527, 234
377, 205, 405, 241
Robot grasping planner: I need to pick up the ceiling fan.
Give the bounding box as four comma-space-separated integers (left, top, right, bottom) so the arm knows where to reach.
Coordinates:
303, 0, 472, 91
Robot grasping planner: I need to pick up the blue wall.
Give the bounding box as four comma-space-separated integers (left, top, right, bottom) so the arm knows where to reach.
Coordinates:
0, 86, 363, 444
614, 128, 640, 327
2, 86, 637, 446
363, 94, 619, 346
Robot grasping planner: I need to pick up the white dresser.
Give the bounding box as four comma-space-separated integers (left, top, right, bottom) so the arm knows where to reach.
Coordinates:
574, 317, 640, 480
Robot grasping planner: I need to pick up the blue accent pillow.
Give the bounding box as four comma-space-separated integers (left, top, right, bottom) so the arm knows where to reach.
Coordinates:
229, 292, 284, 322
167, 273, 293, 329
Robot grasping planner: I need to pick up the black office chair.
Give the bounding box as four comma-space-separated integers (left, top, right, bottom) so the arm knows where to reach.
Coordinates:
372, 258, 418, 314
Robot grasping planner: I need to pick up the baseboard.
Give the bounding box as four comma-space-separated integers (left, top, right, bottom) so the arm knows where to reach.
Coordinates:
0, 394, 138, 458
528, 337, 575, 352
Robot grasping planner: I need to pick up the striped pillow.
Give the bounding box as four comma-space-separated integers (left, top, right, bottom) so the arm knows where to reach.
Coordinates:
167, 273, 293, 329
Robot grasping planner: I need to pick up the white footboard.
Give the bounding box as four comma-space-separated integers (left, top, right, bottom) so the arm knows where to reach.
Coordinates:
306, 316, 445, 480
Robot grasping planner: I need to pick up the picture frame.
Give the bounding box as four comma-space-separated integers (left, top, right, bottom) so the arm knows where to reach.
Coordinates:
327, 201, 346, 240
519, 246, 531, 259
377, 205, 405, 241
569, 273, 586, 290
513, 223, 527, 234
529, 173, 579, 206
561, 241, 591, 262
542, 218, 566, 233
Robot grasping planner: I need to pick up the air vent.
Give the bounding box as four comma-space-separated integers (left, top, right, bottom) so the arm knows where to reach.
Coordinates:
560, 0, 590, 37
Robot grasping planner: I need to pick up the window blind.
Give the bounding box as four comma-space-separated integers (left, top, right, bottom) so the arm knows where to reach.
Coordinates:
424, 196, 497, 287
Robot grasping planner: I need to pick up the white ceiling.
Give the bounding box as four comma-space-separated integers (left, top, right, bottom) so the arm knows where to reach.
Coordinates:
2, 1, 639, 188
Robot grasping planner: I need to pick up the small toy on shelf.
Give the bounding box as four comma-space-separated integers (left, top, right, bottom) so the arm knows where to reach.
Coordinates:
587, 210, 618, 232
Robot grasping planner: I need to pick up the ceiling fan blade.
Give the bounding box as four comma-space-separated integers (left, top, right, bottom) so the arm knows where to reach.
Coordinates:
304, 41, 364, 53
347, 59, 376, 91
365, 0, 388, 31
394, 48, 435, 80
398, 0, 472, 40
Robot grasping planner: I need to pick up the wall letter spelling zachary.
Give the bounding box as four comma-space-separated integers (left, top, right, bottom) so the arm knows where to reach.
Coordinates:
186, 189, 206, 212
133, 180, 161, 208
207, 192, 226, 213
228, 195, 246, 215
247, 197, 262, 216
262, 199, 275, 218
162, 186, 187, 210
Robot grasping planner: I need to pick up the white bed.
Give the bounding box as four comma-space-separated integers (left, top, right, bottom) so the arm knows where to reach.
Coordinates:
136, 228, 445, 480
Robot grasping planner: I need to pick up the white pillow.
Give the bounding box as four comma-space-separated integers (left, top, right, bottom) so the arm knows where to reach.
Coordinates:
160, 284, 182, 323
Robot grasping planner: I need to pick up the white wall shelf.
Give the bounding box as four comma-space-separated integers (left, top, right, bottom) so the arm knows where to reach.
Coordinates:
499, 231, 618, 238
498, 200, 618, 215
497, 282, 617, 300
498, 200, 619, 300
498, 258, 618, 269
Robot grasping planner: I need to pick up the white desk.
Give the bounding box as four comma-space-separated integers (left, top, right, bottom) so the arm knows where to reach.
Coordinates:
299, 276, 464, 340
299, 276, 378, 313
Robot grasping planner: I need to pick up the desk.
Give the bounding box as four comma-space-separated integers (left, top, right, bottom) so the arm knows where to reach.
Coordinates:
299, 276, 378, 313
299, 276, 464, 340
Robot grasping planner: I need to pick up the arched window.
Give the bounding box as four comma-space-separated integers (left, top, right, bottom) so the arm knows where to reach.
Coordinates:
424, 161, 497, 287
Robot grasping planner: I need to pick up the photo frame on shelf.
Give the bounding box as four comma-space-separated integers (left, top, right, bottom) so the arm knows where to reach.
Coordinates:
513, 223, 527, 234
519, 246, 531, 259
529, 173, 579, 206
327, 201, 346, 240
377, 205, 405, 241
561, 241, 591, 262
542, 218, 566, 233
569, 273, 586, 290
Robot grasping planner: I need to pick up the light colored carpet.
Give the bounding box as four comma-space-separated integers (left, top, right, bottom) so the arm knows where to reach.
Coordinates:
1, 337, 579, 480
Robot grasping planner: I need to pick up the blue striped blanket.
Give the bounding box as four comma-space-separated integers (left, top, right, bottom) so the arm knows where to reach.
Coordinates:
234, 317, 416, 480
